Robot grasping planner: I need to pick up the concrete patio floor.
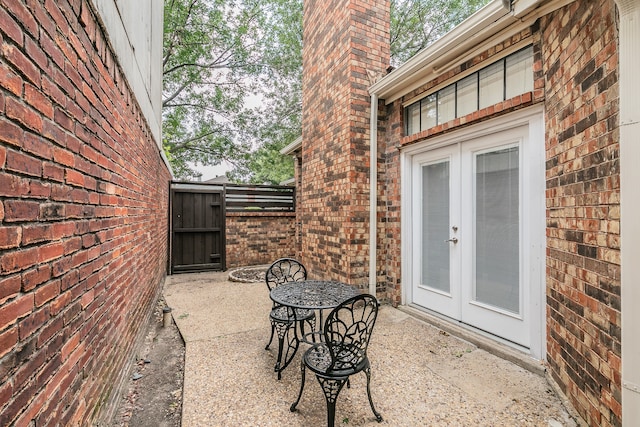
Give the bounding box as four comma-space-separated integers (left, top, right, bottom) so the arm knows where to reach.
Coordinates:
163, 271, 578, 426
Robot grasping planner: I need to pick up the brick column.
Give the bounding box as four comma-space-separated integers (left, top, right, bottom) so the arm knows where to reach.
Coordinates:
300, 0, 389, 285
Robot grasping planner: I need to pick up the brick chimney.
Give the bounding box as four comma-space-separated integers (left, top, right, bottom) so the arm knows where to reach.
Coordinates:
300, 0, 389, 285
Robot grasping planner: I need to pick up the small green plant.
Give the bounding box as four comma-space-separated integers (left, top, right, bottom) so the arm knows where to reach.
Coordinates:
178, 313, 190, 319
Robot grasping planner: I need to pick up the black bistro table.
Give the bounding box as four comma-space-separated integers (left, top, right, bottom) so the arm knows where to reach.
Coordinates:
269, 280, 360, 376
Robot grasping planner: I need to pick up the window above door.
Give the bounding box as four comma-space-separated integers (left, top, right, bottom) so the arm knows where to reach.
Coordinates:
404, 46, 534, 136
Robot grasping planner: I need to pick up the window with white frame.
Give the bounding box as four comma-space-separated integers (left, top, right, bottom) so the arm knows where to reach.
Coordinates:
405, 46, 534, 136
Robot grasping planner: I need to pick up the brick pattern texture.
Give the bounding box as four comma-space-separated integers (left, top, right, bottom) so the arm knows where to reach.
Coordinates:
378, 97, 401, 305
541, 2, 621, 426
376, 1, 620, 425
0, 1, 170, 425
226, 212, 296, 268
301, 0, 389, 284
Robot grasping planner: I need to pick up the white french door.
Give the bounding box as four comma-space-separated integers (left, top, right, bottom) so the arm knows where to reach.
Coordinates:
409, 123, 540, 349
411, 145, 461, 319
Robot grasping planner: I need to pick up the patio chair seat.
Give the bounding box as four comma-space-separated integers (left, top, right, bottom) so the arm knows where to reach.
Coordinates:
303, 342, 368, 378
270, 306, 315, 324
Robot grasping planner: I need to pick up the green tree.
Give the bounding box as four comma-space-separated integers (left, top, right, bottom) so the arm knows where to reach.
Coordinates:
390, 0, 489, 66
227, 0, 303, 184
162, 0, 269, 180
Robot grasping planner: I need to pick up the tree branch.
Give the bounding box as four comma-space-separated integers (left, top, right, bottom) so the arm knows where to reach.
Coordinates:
162, 80, 192, 107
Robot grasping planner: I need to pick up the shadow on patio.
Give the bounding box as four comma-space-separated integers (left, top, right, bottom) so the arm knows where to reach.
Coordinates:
163, 271, 577, 426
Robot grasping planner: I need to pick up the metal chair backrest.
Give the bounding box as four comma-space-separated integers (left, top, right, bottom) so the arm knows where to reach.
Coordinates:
323, 294, 378, 372
265, 258, 308, 291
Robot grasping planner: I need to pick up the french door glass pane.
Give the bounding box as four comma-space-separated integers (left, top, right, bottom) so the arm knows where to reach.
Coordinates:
422, 161, 450, 293
475, 146, 519, 313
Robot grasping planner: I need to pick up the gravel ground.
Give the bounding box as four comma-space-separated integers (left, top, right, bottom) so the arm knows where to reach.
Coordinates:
164, 270, 580, 427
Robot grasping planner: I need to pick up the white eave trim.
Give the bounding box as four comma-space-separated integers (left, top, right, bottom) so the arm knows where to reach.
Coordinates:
512, 0, 543, 17
280, 136, 302, 156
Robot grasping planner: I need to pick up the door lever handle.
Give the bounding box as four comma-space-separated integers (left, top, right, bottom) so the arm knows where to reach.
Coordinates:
445, 237, 458, 244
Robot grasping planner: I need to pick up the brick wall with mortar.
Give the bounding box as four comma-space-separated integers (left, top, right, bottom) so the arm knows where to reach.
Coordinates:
541, 2, 621, 426
301, 0, 389, 285
376, 1, 620, 425
378, 96, 400, 306
226, 212, 296, 268
0, 1, 170, 425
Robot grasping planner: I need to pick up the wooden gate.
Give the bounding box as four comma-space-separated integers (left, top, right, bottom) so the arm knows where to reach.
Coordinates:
169, 182, 295, 273
170, 186, 225, 273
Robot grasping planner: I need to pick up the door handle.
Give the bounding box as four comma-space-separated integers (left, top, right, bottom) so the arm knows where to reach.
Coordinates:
445, 237, 458, 244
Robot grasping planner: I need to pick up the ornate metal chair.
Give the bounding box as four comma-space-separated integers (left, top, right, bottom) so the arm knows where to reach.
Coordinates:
290, 294, 382, 427
265, 258, 315, 379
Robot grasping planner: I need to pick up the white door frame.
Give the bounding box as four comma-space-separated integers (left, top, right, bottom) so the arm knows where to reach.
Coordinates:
401, 105, 546, 359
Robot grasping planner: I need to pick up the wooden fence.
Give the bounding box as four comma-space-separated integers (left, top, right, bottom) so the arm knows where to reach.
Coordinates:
224, 183, 295, 212
170, 182, 296, 211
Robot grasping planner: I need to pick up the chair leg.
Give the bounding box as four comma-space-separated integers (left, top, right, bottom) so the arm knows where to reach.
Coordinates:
265, 320, 276, 350
316, 376, 348, 427
274, 322, 298, 380
364, 366, 383, 422
299, 318, 306, 341
290, 362, 307, 412
273, 321, 289, 377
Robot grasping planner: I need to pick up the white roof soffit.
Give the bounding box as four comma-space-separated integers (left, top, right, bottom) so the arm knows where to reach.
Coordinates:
280, 136, 302, 155
370, 0, 549, 104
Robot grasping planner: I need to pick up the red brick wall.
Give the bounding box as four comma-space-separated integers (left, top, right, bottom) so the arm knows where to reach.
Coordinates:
541, 2, 621, 426
301, 0, 389, 284
226, 212, 296, 268
0, 1, 170, 425
293, 153, 303, 258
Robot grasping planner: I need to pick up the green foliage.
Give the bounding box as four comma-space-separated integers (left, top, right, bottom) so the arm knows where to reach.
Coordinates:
390, 0, 490, 66
162, 0, 268, 180
227, 0, 303, 184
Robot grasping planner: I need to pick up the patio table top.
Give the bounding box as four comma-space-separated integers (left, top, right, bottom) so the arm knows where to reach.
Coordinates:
270, 280, 360, 310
